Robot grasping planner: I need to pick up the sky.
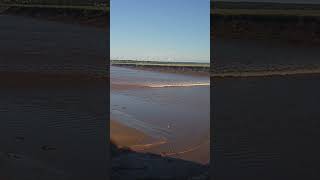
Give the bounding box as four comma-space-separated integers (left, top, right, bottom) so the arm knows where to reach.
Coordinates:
111, 0, 210, 63
215, 0, 320, 3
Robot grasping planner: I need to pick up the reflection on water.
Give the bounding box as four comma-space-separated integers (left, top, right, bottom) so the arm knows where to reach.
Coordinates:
111, 66, 209, 88
111, 65, 210, 164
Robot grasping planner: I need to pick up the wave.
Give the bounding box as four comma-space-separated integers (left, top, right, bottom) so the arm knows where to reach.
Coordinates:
143, 82, 210, 88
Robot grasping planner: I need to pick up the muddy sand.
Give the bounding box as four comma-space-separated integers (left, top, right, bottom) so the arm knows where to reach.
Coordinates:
110, 119, 155, 149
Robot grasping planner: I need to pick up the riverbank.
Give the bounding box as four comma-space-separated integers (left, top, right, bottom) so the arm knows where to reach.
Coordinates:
110, 121, 209, 180
111, 60, 210, 76
111, 142, 209, 180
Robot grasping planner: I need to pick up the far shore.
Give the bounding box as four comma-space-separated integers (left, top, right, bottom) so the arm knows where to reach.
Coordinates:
111, 60, 210, 76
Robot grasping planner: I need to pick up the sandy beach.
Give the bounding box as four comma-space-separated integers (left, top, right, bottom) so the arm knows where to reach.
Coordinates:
110, 119, 155, 149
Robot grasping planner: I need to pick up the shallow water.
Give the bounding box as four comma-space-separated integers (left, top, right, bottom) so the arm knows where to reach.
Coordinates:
111, 66, 210, 164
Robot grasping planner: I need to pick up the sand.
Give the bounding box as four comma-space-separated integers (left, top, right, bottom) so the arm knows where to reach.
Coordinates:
110, 119, 209, 180
110, 119, 155, 149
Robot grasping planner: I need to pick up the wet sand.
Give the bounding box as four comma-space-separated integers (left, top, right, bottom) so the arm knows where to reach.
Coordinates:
110, 119, 156, 149
111, 65, 210, 164
0, 15, 108, 179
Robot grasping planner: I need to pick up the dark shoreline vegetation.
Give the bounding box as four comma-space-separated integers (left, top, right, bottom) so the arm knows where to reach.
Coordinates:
111, 60, 210, 74
211, 1, 320, 45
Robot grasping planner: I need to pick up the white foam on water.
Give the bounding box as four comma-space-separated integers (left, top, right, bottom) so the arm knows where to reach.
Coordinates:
143, 82, 210, 88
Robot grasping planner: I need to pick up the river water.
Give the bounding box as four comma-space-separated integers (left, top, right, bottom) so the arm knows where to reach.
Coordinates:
111, 65, 210, 164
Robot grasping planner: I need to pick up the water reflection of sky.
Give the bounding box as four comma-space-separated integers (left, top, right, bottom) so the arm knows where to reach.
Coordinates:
110, 66, 210, 87
110, 66, 210, 163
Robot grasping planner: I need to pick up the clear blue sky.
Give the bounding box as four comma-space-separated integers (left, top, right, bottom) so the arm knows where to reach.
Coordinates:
216, 0, 320, 3
111, 0, 210, 63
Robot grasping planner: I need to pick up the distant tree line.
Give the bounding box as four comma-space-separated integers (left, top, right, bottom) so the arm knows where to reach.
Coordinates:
0, 0, 108, 6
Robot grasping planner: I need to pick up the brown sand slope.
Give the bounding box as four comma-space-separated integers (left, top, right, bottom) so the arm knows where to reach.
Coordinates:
111, 119, 209, 179
110, 119, 154, 148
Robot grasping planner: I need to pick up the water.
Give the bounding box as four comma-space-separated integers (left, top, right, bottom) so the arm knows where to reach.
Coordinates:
111, 66, 210, 164
111, 66, 209, 88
